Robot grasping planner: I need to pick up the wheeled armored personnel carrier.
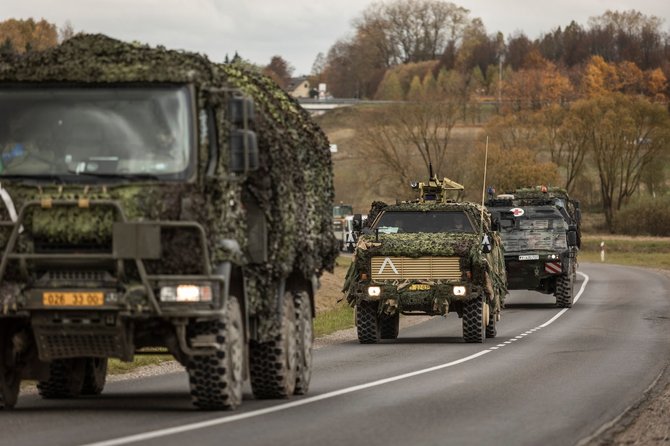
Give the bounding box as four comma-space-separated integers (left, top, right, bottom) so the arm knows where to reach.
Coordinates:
486, 186, 580, 307
343, 175, 507, 344
0, 35, 337, 409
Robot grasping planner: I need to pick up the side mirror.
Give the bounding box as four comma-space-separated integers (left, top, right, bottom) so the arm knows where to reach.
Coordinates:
352, 214, 362, 232
230, 129, 259, 173
228, 95, 256, 126
481, 234, 492, 254
567, 225, 578, 247
491, 218, 501, 232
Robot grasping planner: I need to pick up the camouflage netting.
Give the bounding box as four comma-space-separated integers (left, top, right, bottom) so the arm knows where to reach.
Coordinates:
343, 200, 507, 306
0, 34, 338, 338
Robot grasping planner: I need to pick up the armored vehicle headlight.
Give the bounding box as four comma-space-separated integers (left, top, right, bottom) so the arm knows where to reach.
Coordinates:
548, 254, 559, 260
367, 286, 381, 297
160, 285, 213, 302
453, 286, 467, 296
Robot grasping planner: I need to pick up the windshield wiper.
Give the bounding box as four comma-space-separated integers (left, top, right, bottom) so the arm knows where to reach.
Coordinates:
1, 174, 67, 184
67, 171, 162, 181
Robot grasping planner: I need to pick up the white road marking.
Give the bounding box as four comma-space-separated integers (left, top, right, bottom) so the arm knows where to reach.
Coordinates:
82, 272, 590, 446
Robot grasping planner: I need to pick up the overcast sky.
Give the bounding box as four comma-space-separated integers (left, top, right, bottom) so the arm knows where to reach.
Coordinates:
3, 0, 670, 75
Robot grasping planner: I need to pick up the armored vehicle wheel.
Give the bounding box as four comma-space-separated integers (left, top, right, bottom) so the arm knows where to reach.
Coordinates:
485, 308, 497, 339
379, 312, 400, 340
37, 358, 86, 399
250, 294, 298, 399
355, 301, 380, 344
555, 272, 574, 308
81, 358, 108, 395
0, 366, 20, 409
462, 296, 485, 343
293, 292, 313, 395
187, 296, 245, 410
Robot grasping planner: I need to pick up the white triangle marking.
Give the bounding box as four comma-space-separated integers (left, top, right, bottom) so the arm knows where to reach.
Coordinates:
378, 257, 399, 275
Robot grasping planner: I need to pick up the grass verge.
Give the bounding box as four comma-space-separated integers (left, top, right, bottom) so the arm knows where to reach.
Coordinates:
314, 303, 355, 338
108, 355, 173, 375
580, 235, 670, 270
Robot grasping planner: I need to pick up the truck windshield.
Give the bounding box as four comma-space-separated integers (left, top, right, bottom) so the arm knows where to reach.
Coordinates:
374, 211, 475, 234
498, 210, 568, 252
0, 85, 194, 181
333, 205, 353, 217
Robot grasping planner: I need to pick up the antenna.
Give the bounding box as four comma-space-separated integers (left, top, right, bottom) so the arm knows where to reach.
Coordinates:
480, 136, 489, 232
429, 162, 434, 179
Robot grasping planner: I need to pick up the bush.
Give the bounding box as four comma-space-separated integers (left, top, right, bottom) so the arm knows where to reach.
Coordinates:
614, 195, 670, 236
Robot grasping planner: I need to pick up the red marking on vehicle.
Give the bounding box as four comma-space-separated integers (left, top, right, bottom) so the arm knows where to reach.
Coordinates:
510, 207, 525, 217
545, 262, 562, 274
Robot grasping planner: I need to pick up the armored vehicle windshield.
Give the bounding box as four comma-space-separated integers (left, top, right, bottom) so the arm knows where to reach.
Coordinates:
0, 85, 194, 180
498, 207, 568, 252
374, 210, 476, 234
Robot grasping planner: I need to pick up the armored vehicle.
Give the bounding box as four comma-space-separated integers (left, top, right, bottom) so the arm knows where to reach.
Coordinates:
486, 186, 580, 307
0, 35, 337, 409
343, 175, 507, 344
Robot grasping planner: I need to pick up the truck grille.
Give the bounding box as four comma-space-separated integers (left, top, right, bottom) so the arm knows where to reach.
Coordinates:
370, 256, 461, 280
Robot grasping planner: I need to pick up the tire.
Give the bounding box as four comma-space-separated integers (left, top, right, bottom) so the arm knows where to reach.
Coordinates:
462, 296, 485, 343
37, 358, 86, 399
293, 292, 313, 395
250, 294, 298, 399
187, 296, 245, 410
81, 358, 108, 395
355, 301, 380, 344
0, 365, 20, 409
485, 308, 497, 339
379, 312, 399, 340
555, 272, 574, 308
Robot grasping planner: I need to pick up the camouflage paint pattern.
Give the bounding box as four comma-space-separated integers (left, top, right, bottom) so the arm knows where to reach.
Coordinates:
0, 34, 338, 340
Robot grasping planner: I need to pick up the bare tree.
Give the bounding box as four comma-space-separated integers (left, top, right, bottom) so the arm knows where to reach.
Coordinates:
358, 82, 463, 187
355, 0, 470, 64
59, 20, 75, 43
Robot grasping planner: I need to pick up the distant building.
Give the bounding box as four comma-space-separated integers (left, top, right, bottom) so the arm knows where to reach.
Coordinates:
286, 77, 310, 98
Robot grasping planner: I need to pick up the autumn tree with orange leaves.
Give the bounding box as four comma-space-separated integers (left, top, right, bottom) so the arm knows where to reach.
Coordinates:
0, 18, 58, 54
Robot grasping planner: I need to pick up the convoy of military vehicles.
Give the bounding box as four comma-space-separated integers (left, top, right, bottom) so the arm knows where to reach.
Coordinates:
0, 34, 583, 410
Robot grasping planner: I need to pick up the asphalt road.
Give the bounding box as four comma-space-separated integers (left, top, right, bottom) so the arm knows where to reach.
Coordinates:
1, 263, 669, 446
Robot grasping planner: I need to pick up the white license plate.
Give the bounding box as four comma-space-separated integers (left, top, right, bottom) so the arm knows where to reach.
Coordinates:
518, 255, 539, 260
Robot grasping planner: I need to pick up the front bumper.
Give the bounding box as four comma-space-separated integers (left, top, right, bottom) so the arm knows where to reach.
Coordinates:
352, 281, 481, 314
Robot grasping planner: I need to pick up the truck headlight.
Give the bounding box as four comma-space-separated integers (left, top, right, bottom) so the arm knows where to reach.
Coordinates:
160, 285, 213, 302
453, 286, 466, 296
548, 254, 558, 260
367, 286, 381, 297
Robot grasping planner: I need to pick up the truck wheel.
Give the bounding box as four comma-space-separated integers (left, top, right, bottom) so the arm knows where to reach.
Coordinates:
462, 296, 485, 343
379, 312, 399, 340
293, 292, 313, 395
0, 366, 20, 409
555, 272, 574, 308
485, 309, 497, 339
187, 296, 245, 410
250, 294, 298, 399
37, 358, 86, 399
355, 301, 380, 344
81, 358, 108, 395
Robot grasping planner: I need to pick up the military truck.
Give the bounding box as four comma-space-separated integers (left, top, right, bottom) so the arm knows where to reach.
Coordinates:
0, 35, 337, 409
486, 186, 580, 307
332, 203, 354, 251
343, 175, 507, 344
